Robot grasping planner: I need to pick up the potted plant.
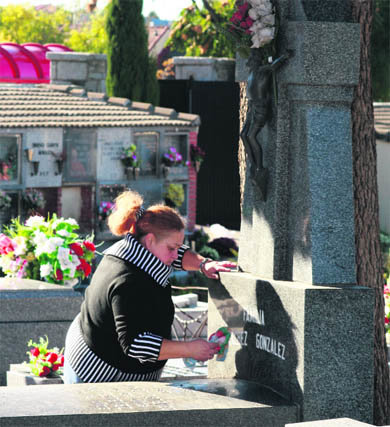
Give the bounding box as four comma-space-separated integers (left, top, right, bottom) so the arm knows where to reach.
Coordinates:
120, 144, 141, 180
163, 183, 185, 209
190, 145, 206, 172
0, 214, 96, 286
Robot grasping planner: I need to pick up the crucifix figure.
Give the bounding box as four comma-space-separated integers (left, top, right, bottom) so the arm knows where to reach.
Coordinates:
241, 53, 289, 201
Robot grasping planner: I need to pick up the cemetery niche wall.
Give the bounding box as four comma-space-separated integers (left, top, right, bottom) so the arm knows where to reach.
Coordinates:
0, 84, 200, 236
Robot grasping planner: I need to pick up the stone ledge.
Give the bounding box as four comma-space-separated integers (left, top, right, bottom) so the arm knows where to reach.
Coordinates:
0, 380, 298, 427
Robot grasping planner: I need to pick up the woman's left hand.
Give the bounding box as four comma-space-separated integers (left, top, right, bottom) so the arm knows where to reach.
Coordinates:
202, 260, 237, 279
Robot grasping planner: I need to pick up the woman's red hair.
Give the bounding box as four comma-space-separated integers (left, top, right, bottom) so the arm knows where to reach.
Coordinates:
108, 190, 185, 239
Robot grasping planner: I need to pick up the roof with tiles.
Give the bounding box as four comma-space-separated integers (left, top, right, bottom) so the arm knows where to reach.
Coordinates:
0, 84, 200, 128
374, 103, 390, 142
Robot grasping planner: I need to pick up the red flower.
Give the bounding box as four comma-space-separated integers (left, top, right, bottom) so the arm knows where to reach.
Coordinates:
83, 241, 96, 252
77, 258, 92, 277
70, 242, 84, 257
58, 355, 64, 367
55, 269, 63, 281
385, 317, 389, 325
52, 364, 59, 371
39, 366, 51, 377
46, 352, 58, 363
30, 347, 40, 357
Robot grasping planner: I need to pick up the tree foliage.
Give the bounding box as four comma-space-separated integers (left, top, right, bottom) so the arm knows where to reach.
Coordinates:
66, 10, 108, 54
0, 5, 71, 44
165, 0, 236, 58
371, 0, 390, 101
106, 0, 159, 104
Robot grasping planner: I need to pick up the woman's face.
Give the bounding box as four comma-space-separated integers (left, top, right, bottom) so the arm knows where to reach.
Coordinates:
146, 229, 185, 266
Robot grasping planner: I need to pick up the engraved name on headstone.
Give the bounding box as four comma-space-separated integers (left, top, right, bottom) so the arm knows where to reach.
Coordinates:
24, 129, 62, 187
134, 132, 158, 176
97, 128, 132, 181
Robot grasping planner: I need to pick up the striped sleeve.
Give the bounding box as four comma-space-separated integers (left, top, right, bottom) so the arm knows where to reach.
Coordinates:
171, 244, 190, 270
128, 332, 163, 364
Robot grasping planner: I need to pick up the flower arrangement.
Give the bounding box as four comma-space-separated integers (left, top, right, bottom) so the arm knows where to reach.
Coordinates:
0, 214, 96, 285
190, 145, 206, 170
98, 201, 115, 220
229, 0, 276, 53
120, 144, 141, 168
26, 336, 64, 377
0, 190, 11, 210
22, 189, 46, 212
162, 147, 186, 167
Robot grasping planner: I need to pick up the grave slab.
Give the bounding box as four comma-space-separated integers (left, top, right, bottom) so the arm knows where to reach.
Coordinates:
0, 381, 298, 426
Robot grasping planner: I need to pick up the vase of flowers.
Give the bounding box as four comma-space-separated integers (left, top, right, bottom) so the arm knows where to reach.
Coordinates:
120, 144, 141, 180
0, 214, 96, 285
161, 147, 189, 179
190, 145, 206, 173
26, 335, 64, 378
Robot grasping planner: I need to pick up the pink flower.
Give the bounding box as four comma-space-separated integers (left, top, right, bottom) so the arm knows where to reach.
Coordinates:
0, 234, 14, 255
31, 347, 40, 357
384, 285, 389, 295
70, 242, 83, 257
55, 269, 63, 281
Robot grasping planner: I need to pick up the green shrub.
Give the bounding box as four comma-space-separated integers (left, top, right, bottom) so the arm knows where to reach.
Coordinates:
164, 183, 185, 208
198, 245, 220, 261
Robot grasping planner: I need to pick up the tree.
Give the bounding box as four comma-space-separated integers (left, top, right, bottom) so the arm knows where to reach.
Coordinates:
351, 0, 390, 424
66, 10, 108, 54
105, 0, 158, 104
0, 5, 71, 44
165, 0, 236, 58
371, 0, 390, 101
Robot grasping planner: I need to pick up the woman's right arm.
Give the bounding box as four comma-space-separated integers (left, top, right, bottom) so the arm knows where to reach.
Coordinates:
158, 338, 219, 361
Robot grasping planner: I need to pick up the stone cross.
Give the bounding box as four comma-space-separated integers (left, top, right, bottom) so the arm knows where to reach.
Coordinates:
207, 0, 375, 423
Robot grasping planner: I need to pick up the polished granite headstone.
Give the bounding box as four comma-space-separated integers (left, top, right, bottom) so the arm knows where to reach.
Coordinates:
0, 381, 298, 426
0, 278, 82, 386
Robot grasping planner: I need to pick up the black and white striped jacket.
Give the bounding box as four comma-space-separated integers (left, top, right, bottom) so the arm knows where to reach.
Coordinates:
65, 234, 189, 383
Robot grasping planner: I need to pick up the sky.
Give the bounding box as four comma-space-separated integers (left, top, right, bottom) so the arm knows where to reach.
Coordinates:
0, 0, 203, 21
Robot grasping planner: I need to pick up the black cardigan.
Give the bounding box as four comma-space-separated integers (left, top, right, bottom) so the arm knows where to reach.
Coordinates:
79, 254, 174, 374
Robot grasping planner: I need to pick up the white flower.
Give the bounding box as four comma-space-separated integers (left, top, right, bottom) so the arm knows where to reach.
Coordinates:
248, 7, 260, 20
33, 232, 48, 256
25, 216, 46, 228
251, 27, 275, 48
57, 247, 71, 269
40, 263, 53, 277
261, 14, 275, 26
56, 229, 70, 237
13, 236, 27, 256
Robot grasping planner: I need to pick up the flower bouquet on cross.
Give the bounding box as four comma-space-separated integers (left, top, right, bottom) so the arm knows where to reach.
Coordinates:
26, 336, 64, 377
0, 214, 96, 285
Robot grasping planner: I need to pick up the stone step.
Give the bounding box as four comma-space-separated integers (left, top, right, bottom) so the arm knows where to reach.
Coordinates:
0, 379, 298, 427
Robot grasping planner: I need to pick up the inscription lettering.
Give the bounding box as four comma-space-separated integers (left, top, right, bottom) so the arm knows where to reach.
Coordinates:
255, 333, 286, 360
243, 308, 265, 326
235, 330, 248, 346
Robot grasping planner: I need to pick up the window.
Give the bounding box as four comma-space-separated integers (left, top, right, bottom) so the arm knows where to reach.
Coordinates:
0, 134, 21, 185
